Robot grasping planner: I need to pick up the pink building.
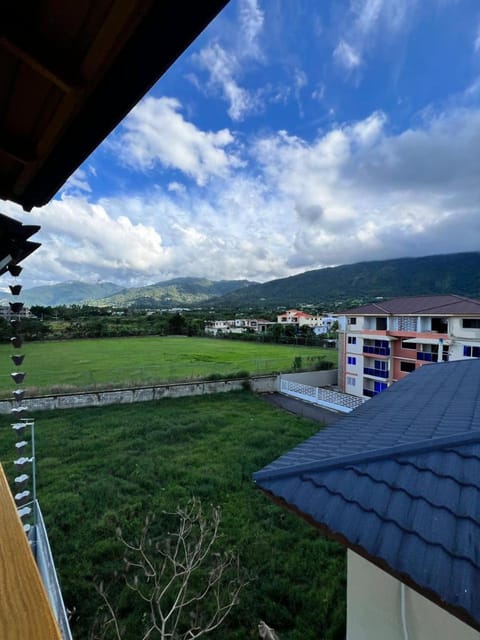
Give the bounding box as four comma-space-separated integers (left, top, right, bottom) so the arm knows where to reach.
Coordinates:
337, 295, 480, 398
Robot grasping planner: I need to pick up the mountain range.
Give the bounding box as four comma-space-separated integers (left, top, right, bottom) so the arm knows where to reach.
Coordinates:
3, 252, 480, 309
3, 278, 255, 308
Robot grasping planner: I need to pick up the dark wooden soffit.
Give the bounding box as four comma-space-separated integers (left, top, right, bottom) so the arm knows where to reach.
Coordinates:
0, 0, 229, 211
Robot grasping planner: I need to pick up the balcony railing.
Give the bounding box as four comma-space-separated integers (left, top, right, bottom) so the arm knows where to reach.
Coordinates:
363, 367, 389, 378
417, 352, 434, 362
363, 346, 390, 356
30, 501, 73, 640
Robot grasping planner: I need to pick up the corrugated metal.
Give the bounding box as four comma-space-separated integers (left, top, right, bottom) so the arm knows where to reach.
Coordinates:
254, 359, 480, 630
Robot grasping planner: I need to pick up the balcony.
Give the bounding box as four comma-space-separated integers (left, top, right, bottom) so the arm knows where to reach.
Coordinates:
363, 345, 390, 356
417, 352, 434, 362
363, 367, 389, 379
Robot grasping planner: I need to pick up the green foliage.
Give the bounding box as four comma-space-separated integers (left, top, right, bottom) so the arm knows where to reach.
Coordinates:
0, 392, 346, 639
292, 356, 302, 370
209, 251, 480, 308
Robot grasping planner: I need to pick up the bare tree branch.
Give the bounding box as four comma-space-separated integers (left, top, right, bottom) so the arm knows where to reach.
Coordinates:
93, 498, 248, 640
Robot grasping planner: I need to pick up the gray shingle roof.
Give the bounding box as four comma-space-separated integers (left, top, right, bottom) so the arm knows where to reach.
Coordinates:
340, 294, 480, 315
253, 360, 480, 630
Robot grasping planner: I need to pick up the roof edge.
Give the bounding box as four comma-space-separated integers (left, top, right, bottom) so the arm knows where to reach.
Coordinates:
257, 488, 480, 634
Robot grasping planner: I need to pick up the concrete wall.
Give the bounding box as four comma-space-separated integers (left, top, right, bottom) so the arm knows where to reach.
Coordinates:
1, 375, 277, 414
280, 369, 338, 387
347, 551, 479, 640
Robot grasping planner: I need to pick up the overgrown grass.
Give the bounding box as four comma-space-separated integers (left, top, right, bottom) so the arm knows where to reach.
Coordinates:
0, 336, 338, 397
0, 392, 345, 640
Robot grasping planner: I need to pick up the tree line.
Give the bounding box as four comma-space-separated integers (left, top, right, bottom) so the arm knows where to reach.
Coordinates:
5, 305, 338, 345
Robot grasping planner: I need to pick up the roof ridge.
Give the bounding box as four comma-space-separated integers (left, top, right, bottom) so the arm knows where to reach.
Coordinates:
253, 430, 480, 482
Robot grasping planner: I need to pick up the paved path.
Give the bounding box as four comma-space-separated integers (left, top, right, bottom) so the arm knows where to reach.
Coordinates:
261, 392, 344, 426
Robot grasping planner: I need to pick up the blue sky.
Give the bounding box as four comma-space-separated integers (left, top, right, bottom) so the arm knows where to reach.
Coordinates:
5, 0, 480, 288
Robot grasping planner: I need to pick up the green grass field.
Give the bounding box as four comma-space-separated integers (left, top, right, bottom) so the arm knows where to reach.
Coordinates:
0, 392, 345, 640
0, 336, 338, 396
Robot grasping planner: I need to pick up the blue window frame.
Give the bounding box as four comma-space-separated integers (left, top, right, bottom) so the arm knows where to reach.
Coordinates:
464, 346, 480, 358
348, 336, 357, 344
347, 356, 357, 365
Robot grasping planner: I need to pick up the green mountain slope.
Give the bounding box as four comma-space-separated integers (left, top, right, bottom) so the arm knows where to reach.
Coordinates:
94, 277, 256, 308
1, 281, 124, 306
211, 252, 480, 308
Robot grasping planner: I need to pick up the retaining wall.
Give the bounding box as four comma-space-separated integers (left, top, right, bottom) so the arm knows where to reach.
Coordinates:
280, 369, 338, 387
1, 375, 277, 414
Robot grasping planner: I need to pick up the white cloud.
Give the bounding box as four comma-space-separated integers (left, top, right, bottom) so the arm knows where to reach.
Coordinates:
62, 168, 91, 195
193, 43, 258, 121
6, 104, 480, 290
20, 196, 173, 285
334, 0, 417, 71
475, 24, 480, 52
115, 96, 241, 185
250, 107, 480, 270
333, 40, 362, 70
239, 0, 264, 56
191, 0, 265, 120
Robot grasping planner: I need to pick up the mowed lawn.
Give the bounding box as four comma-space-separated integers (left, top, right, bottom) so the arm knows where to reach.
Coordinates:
0, 336, 338, 395
0, 391, 345, 640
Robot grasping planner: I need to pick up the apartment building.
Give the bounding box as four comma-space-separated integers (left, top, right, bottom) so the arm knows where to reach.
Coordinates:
337, 295, 480, 399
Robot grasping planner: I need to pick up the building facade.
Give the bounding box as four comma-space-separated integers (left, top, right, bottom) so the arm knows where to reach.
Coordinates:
204, 318, 274, 336
277, 309, 336, 333
337, 295, 480, 398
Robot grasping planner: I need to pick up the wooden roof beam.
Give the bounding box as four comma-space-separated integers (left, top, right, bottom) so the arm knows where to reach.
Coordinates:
0, 132, 36, 164
0, 34, 82, 93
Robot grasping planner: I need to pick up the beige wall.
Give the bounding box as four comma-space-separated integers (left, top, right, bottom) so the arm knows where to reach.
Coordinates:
280, 370, 338, 387
347, 551, 480, 640
0, 375, 278, 414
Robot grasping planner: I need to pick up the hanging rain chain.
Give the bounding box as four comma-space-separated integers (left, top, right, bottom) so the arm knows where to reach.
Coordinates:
9, 264, 37, 538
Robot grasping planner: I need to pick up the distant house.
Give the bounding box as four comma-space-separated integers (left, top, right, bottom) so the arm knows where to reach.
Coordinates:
254, 359, 480, 639
0, 305, 31, 320
204, 318, 274, 336
336, 294, 480, 398
277, 309, 336, 333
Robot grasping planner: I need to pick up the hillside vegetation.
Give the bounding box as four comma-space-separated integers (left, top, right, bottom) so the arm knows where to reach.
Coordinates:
211, 252, 480, 307
7, 252, 480, 309
7, 277, 256, 308
0, 280, 124, 306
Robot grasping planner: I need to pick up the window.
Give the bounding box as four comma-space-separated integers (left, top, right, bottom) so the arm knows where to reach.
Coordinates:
463, 345, 480, 358
431, 317, 448, 333
402, 341, 417, 350
375, 317, 387, 330
394, 316, 417, 331
463, 319, 480, 329
347, 356, 357, 365
347, 376, 356, 386
348, 336, 357, 344
400, 361, 416, 373
374, 359, 387, 370
349, 317, 357, 325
